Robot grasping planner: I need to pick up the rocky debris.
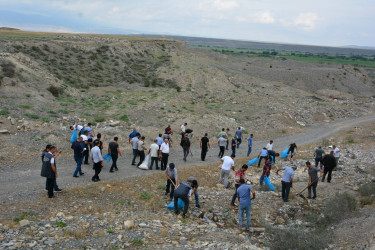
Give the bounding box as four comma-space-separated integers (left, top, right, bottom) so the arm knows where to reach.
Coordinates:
18, 219, 30, 227
0, 129, 9, 134
124, 220, 135, 229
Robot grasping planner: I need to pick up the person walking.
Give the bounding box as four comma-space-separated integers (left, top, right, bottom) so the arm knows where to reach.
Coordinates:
257, 147, 269, 168
218, 135, 227, 158
149, 139, 160, 170
237, 178, 255, 230
160, 138, 170, 170
180, 133, 191, 161
266, 140, 273, 150
288, 143, 298, 161
276, 165, 297, 202
165, 163, 178, 200
200, 133, 210, 161
173, 178, 198, 218
231, 136, 237, 155
322, 151, 337, 183
259, 157, 272, 186
71, 136, 86, 177
156, 134, 164, 149
306, 161, 322, 199
231, 164, 248, 206
41, 146, 58, 198
137, 136, 147, 167
314, 146, 325, 169
130, 133, 140, 165
108, 137, 122, 172
235, 127, 243, 148
187, 176, 200, 208
332, 145, 340, 168
247, 134, 253, 157
225, 128, 230, 150
93, 133, 103, 153
217, 128, 227, 138
84, 123, 95, 160
218, 154, 235, 188
91, 140, 103, 182
82, 130, 90, 164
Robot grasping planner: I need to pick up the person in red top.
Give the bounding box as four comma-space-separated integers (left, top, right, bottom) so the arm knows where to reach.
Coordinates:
231, 164, 248, 206
260, 156, 272, 186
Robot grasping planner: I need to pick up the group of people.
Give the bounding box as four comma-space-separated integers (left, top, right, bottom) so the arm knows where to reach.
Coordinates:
39, 122, 341, 232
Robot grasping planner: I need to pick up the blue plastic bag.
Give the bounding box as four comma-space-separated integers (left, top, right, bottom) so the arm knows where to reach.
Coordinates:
264, 176, 275, 191
103, 153, 111, 163
167, 198, 185, 210
247, 157, 259, 166
70, 130, 77, 143
280, 148, 289, 159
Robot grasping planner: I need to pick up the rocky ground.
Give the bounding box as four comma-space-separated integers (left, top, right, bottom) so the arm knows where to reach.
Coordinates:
0, 122, 374, 249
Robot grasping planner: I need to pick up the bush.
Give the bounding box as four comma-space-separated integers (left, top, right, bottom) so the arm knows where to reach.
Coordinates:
157, 183, 166, 190
139, 192, 152, 200
47, 85, 63, 97
25, 113, 39, 119
359, 182, 375, 196
323, 192, 356, 224
0, 110, 9, 116
0, 60, 16, 78
120, 114, 128, 121
131, 239, 144, 245
19, 105, 31, 109
94, 116, 105, 122
360, 196, 374, 206
56, 221, 67, 227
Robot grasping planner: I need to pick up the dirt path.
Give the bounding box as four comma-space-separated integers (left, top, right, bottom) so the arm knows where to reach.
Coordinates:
0, 115, 374, 202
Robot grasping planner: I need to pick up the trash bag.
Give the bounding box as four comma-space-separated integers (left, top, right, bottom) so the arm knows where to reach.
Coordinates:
264, 176, 275, 191
103, 153, 111, 163
247, 157, 259, 166
167, 198, 185, 210
138, 154, 150, 170
280, 148, 289, 159
70, 130, 77, 143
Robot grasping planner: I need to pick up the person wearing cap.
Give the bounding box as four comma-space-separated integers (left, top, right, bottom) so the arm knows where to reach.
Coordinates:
237, 178, 255, 230
306, 161, 322, 199
276, 165, 297, 202
90, 140, 103, 182
71, 136, 86, 177
165, 163, 178, 200
322, 151, 337, 183
218, 154, 236, 188
173, 178, 198, 218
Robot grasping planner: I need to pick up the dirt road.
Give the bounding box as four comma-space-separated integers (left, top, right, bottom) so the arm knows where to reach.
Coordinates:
0, 115, 374, 202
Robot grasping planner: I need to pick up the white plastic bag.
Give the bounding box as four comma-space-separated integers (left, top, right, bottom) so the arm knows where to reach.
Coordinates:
138, 154, 150, 170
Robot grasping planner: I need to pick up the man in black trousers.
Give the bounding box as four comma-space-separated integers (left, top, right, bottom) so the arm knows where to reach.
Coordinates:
322, 151, 337, 183
200, 133, 210, 161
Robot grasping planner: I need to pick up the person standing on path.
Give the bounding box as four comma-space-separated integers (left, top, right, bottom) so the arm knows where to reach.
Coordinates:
41, 146, 58, 198
71, 136, 86, 177
225, 128, 230, 150
257, 148, 269, 168
137, 136, 147, 167
42, 145, 62, 192
82, 130, 90, 165
231, 164, 248, 206
314, 146, 325, 169
187, 176, 200, 208
165, 163, 178, 200
247, 134, 253, 157
235, 127, 243, 148
266, 140, 273, 150
108, 137, 122, 172
237, 178, 255, 230
200, 133, 210, 161
149, 139, 160, 170
306, 161, 322, 199
231, 136, 238, 155
332, 145, 340, 168
128, 128, 141, 144
160, 139, 170, 170
130, 133, 140, 166
322, 151, 337, 183
276, 165, 297, 202
218, 135, 227, 158
218, 154, 235, 188
259, 157, 272, 186
288, 143, 298, 161
91, 140, 103, 182
180, 133, 191, 161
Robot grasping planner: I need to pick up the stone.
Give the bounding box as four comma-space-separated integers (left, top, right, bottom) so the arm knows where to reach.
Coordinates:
124, 220, 134, 229
10, 118, 16, 125
0, 129, 10, 134
101, 187, 105, 192
216, 184, 224, 188
275, 217, 285, 224
352, 186, 359, 191
110, 121, 121, 127
269, 191, 279, 197
56, 212, 65, 217
66, 216, 74, 222
250, 227, 265, 233
44, 239, 57, 245
19, 219, 30, 227
139, 223, 148, 227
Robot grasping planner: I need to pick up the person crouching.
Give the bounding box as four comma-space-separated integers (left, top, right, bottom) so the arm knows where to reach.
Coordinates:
173, 178, 198, 218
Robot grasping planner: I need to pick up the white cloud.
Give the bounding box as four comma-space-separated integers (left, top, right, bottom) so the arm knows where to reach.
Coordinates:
293, 12, 318, 30
236, 11, 275, 24
212, 0, 239, 10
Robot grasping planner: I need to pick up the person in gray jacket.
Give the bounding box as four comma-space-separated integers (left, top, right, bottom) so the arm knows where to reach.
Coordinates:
91, 140, 103, 182
173, 178, 198, 218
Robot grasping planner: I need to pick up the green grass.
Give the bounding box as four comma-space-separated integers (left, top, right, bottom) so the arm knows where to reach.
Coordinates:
106, 229, 114, 234
19, 105, 31, 109
58, 109, 69, 114
42, 118, 50, 123
13, 211, 37, 222
0, 110, 9, 116
25, 113, 39, 119
94, 115, 105, 122
120, 114, 128, 121
131, 239, 144, 246
139, 192, 152, 200
56, 221, 67, 227
157, 183, 166, 190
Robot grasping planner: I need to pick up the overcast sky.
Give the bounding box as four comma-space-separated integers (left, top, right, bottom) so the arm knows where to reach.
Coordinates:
1, 0, 374, 47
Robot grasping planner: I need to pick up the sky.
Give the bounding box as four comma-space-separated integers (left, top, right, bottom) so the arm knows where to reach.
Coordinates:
0, 0, 374, 47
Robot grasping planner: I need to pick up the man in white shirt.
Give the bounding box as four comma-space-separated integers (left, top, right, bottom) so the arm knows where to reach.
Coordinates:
332, 145, 340, 167
90, 140, 103, 182
218, 154, 236, 188
149, 139, 160, 170
180, 122, 187, 137
70, 123, 83, 132
160, 139, 170, 171
266, 140, 273, 150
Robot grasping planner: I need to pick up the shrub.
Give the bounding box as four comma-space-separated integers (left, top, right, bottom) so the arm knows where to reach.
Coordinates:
323, 192, 356, 224
0, 60, 16, 78
359, 182, 375, 196
157, 183, 166, 190
360, 196, 374, 206
94, 116, 105, 122
0, 110, 9, 116
19, 105, 31, 109
120, 114, 128, 121
56, 221, 67, 227
139, 192, 152, 200
25, 113, 39, 119
47, 85, 63, 97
